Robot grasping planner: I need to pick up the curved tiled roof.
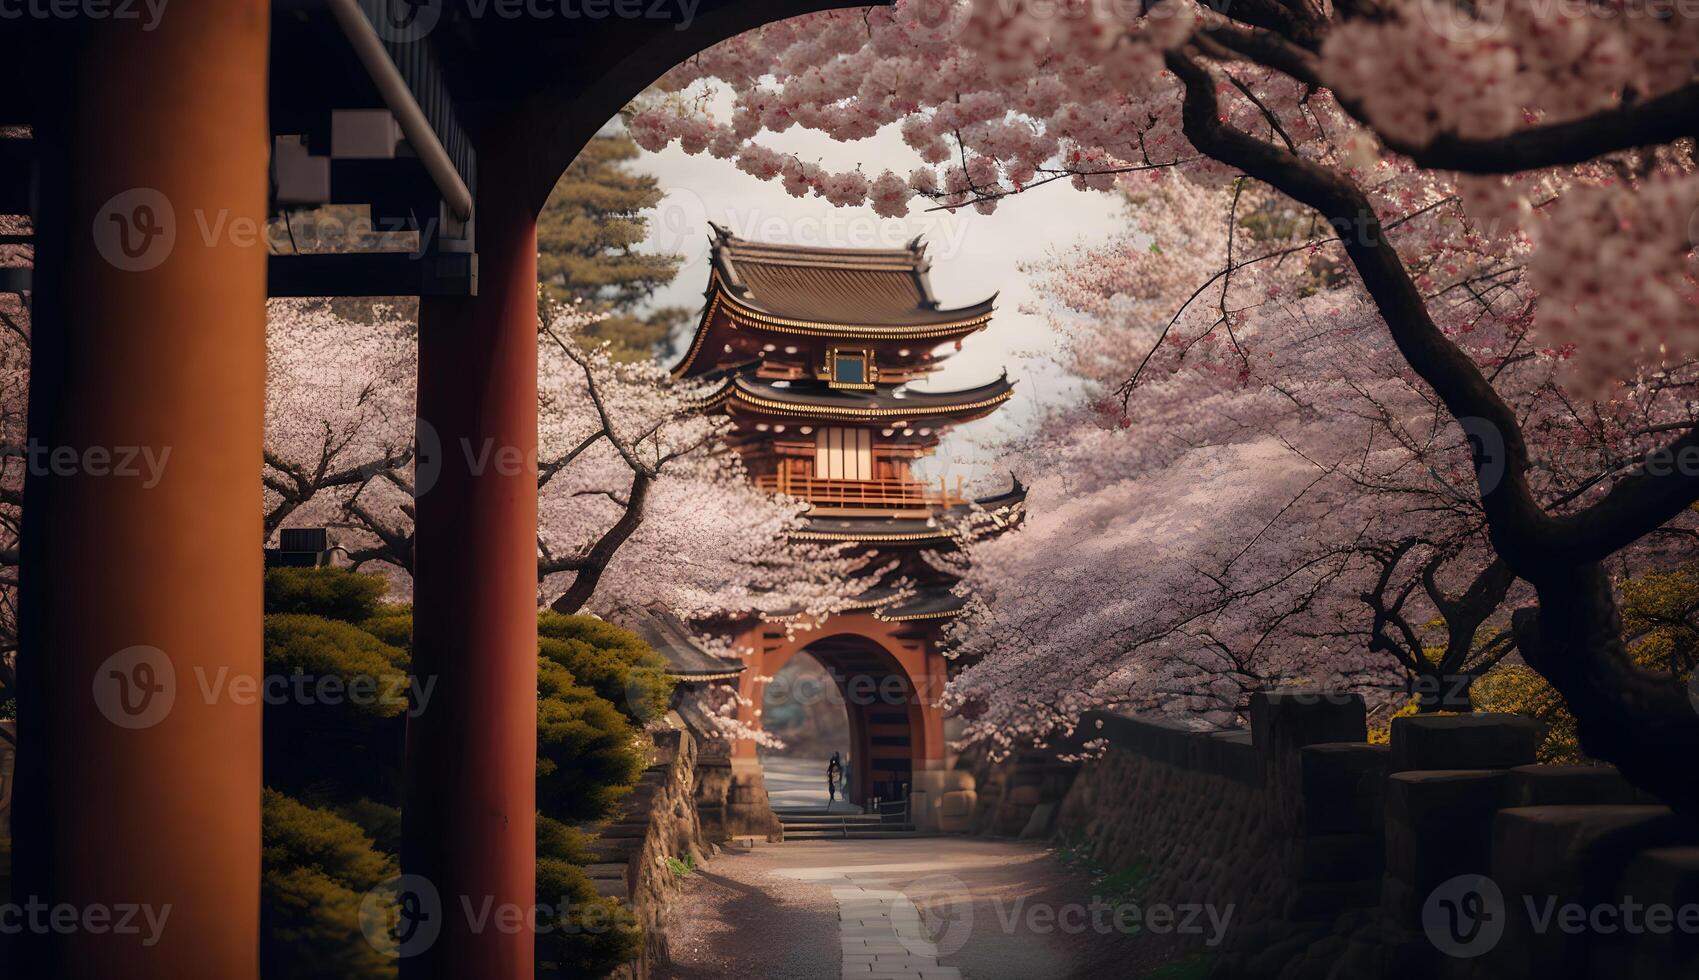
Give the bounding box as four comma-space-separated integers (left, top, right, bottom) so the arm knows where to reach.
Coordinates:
875, 587, 968, 622
710, 225, 997, 328
615, 606, 744, 682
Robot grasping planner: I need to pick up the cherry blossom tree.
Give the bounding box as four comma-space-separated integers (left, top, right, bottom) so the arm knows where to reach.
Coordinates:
264, 296, 862, 624
628, 0, 1699, 811
946, 173, 1699, 754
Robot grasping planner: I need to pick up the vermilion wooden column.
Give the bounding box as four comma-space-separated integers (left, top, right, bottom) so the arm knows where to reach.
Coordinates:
14, 5, 269, 977
404, 124, 539, 979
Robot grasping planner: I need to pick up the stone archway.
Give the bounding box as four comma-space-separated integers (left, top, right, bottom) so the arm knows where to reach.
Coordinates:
728, 611, 950, 811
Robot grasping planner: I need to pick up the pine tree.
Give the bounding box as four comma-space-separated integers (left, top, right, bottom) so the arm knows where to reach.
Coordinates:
538, 132, 689, 361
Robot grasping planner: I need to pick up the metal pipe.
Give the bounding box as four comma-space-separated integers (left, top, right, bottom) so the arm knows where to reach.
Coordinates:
324, 0, 474, 222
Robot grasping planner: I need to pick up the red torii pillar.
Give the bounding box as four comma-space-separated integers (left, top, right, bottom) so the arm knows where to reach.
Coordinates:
403, 121, 540, 979
14, 5, 269, 977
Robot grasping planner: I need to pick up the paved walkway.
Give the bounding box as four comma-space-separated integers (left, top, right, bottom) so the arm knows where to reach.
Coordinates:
831, 875, 958, 979
761, 754, 860, 811
657, 836, 1170, 980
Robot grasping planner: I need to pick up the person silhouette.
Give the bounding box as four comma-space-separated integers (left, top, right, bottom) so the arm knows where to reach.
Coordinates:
826, 753, 843, 810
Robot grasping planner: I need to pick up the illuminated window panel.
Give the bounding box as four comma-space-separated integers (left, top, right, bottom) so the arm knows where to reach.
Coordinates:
814, 427, 873, 480
826, 348, 875, 389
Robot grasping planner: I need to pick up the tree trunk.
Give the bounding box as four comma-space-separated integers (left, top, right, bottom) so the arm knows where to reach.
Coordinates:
1514, 563, 1699, 817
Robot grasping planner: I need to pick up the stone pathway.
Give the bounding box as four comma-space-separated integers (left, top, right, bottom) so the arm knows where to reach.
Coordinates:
657, 837, 1156, 980
832, 876, 960, 980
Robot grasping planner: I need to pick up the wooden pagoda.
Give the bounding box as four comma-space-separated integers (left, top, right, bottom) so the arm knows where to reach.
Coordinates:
670, 226, 1026, 829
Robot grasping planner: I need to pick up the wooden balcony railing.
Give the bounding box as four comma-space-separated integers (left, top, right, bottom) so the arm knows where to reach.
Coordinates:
757, 472, 967, 510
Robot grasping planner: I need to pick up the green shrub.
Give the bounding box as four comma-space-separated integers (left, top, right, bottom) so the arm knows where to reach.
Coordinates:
538, 613, 673, 725
537, 658, 645, 822
360, 605, 414, 657
337, 799, 403, 857
260, 789, 398, 980
254, 598, 660, 977
264, 614, 411, 714
263, 614, 410, 805
537, 816, 641, 979
265, 567, 388, 623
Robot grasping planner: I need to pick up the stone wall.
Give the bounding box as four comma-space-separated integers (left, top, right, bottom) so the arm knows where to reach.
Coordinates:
963, 693, 1699, 980
675, 696, 783, 842
596, 725, 711, 980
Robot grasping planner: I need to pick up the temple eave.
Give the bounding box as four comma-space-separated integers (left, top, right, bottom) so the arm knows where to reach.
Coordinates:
716, 376, 1016, 423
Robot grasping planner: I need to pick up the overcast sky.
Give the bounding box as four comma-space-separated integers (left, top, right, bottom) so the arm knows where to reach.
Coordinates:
624, 113, 1129, 486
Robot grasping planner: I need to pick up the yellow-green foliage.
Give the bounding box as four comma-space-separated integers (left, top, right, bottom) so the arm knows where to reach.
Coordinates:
263, 614, 411, 717
1466, 564, 1699, 764
261, 788, 399, 980
360, 605, 414, 656
1470, 665, 1583, 763
254, 575, 662, 975
337, 799, 403, 857
1367, 699, 1432, 745
1368, 564, 1699, 764
537, 657, 646, 822
538, 613, 674, 726
264, 566, 388, 623
537, 815, 641, 978
1620, 565, 1699, 677
1367, 669, 1577, 763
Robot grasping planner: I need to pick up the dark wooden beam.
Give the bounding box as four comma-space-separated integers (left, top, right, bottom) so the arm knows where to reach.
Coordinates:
267, 250, 476, 297
0, 138, 34, 215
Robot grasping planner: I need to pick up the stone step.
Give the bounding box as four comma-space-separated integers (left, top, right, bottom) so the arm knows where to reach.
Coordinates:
783, 829, 928, 840
584, 844, 638, 863
783, 827, 917, 834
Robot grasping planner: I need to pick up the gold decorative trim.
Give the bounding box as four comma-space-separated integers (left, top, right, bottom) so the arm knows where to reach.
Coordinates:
792, 528, 957, 543
877, 607, 963, 622
826, 347, 877, 389
666, 670, 745, 682
730, 384, 1012, 420
686, 380, 736, 412
671, 289, 725, 378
